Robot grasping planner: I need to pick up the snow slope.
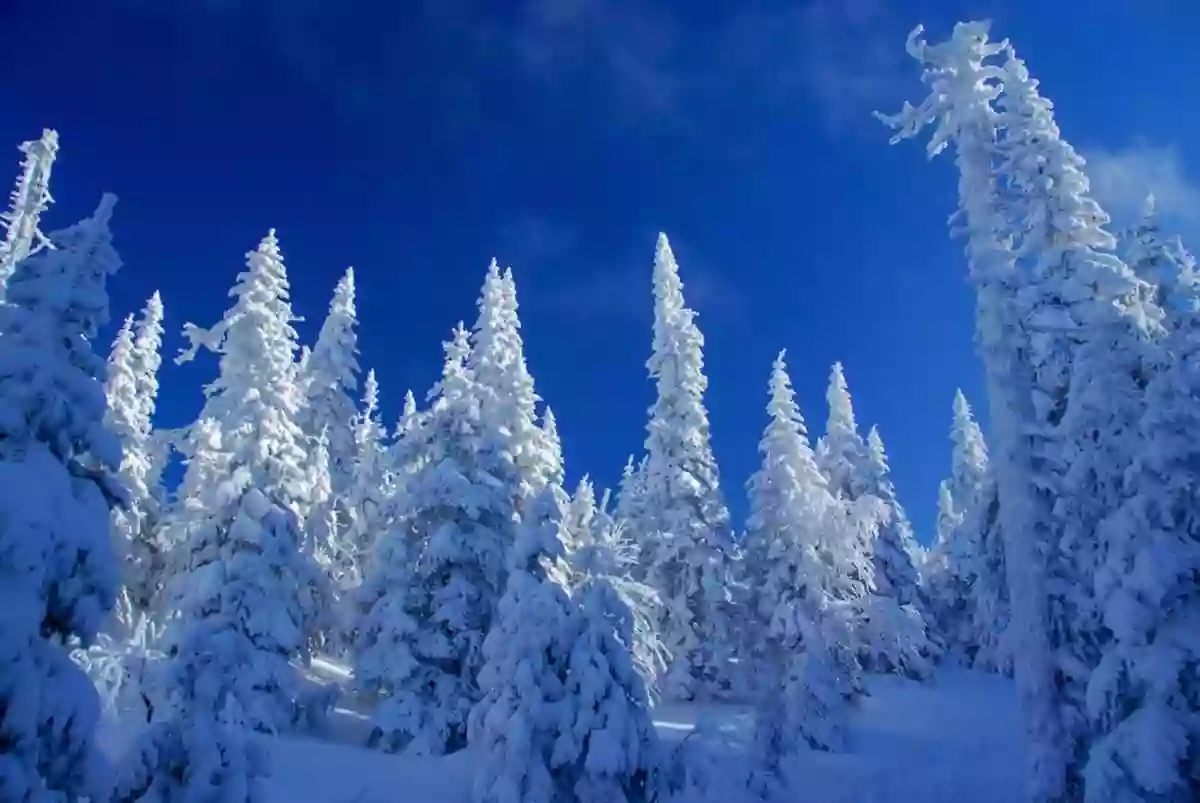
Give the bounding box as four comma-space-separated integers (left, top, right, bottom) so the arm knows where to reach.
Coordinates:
252, 666, 1023, 803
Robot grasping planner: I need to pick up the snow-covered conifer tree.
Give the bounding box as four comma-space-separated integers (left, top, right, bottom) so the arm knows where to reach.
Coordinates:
340, 368, 389, 588
880, 23, 1164, 801
354, 324, 512, 755
1085, 217, 1200, 802
614, 454, 648, 546
635, 233, 737, 701
0, 128, 58, 292
1123, 194, 1200, 334
998, 45, 1162, 801
817, 362, 870, 500
559, 519, 662, 802
564, 475, 599, 559
0, 193, 124, 802
927, 391, 1009, 669
468, 483, 578, 803
540, 405, 565, 490
861, 425, 924, 610
298, 266, 359, 495
813, 363, 876, 599
106, 291, 166, 617
163, 230, 320, 735
745, 352, 857, 760
470, 262, 554, 505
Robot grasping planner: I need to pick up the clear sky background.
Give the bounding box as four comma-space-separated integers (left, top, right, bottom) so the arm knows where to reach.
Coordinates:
2, 0, 1198, 539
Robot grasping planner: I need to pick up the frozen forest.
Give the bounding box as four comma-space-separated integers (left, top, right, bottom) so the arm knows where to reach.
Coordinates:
1, 17, 1197, 803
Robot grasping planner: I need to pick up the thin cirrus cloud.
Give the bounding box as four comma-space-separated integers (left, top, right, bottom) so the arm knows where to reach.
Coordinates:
1085, 143, 1200, 232
437, 0, 922, 135
528, 251, 748, 325
110, 0, 922, 136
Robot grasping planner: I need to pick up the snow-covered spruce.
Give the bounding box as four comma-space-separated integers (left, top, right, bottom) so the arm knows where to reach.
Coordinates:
470, 262, 556, 507
335, 368, 391, 595
996, 43, 1163, 802
166, 477, 314, 732
0, 128, 58, 292
861, 426, 928, 616
470, 483, 660, 803
540, 405, 565, 490
614, 455, 649, 559
880, 25, 1070, 801
572, 509, 669, 700
815, 361, 935, 677
880, 21, 1165, 802
745, 352, 857, 762
468, 483, 578, 803
298, 266, 360, 497
559, 527, 662, 803
0, 193, 124, 803
163, 230, 322, 735
1123, 194, 1200, 335
817, 362, 870, 501
633, 233, 738, 701
1085, 213, 1200, 802
105, 291, 167, 619
354, 324, 511, 755
812, 364, 879, 601
926, 390, 1010, 671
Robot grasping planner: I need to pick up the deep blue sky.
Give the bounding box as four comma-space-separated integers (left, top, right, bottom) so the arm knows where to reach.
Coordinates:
3, 0, 1198, 539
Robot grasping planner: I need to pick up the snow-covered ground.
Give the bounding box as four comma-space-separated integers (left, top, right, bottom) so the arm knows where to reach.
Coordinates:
252, 665, 1022, 803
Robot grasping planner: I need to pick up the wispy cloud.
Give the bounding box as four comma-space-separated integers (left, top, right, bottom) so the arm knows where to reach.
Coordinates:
711, 0, 916, 132
529, 243, 747, 324
497, 0, 686, 126
1086, 143, 1200, 231
494, 214, 578, 274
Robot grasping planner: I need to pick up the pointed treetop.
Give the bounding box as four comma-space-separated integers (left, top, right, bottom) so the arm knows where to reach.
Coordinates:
541, 405, 564, 487
140, 289, 164, 324
112, 313, 136, 353
867, 425, 886, 464
826, 362, 859, 439
950, 389, 989, 479
104, 316, 139, 446
768, 350, 793, 412
402, 388, 417, 421
1141, 193, 1158, 222
431, 322, 475, 406
934, 479, 960, 546
127, 293, 165, 445
753, 348, 823, 485
652, 232, 686, 319
326, 265, 357, 322
0, 128, 61, 283
133, 290, 165, 360
362, 368, 379, 415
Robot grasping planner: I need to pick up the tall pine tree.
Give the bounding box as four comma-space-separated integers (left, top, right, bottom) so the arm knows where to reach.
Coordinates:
163, 230, 321, 735
354, 324, 512, 755
105, 292, 166, 618
634, 233, 737, 701
298, 266, 359, 495
745, 352, 858, 759
0, 193, 124, 803
881, 22, 1166, 801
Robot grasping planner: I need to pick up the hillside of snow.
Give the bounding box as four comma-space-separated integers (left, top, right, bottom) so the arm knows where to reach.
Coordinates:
247, 666, 1022, 803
